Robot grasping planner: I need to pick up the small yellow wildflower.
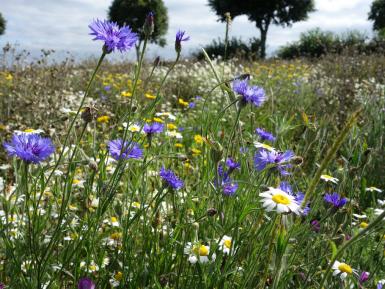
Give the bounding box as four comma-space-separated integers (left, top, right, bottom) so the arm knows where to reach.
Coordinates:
178, 98, 189, 107
145, 93, 156, 100
121, 91, 132, 97
97, 115, 110, 123
175, 143, 184, 148
153, 117, 164, 123
191, 148, 201, 156
194, 134, 203, 145
167, 123, 177, 130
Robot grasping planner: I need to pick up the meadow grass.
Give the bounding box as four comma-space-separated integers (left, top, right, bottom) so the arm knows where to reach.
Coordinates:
0, 23, 385, 289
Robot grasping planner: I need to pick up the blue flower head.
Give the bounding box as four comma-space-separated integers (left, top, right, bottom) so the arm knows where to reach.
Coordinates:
256, 128, 276, 142
160, 167, 184, 190
324, 192, 347, 208
175, 30, 190, 53
254, 149, 294, 176
3, 133, 55, 164
108, 139, 143, 161
232, 79, 266, 108
144, 123, 164, 135
89, 19, 138, 53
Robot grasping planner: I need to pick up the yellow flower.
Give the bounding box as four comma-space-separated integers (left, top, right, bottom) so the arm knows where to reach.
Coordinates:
153, 117, 164, 123
97, 115, 110, 123
175, 143, 184, 148
121, 90, 132, 97
145, 93, 156, 100
114, 271, 123, 281
191, 148, 201, 156
178, 98, 189, 107
5, 73, 13, 81
359, 222, 369, 229
167, 123, 177, 130
194, 134, 204, 145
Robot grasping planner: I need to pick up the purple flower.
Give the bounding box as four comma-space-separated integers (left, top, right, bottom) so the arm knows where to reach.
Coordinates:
104, 85, 111, 91
223, 182, 238, 196
256, 128, 276, 142
160, 167, 184, 190
108, 139, 143, 160
378, 281, 385, 289
324, 192, 347, 208
310, 220, 320, 232
78, 277, 95, 289
0, 283, 4, 289
232, 79, 266, 108
359, 271, 370, 284
188, 102, 196, 108
175, 30, 190, 53
215, 164, 238, 196
144, 123, 164, 135
254, 149, 294, 176
3, 133, 55, 164
279, 182, 310, 215
89, 19, 138, 53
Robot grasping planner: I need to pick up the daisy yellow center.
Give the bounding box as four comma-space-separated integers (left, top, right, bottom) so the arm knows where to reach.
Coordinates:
359, 222, 368, 229
198, 245, 209, 256
111, 217, 118, 223
24, 128, 35, 133
338, 263, 352, 274
272, 194, 291, 205
224, 239, 232, 249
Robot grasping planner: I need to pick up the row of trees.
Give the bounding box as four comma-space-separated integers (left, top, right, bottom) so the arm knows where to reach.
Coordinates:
1, 0, 385, 58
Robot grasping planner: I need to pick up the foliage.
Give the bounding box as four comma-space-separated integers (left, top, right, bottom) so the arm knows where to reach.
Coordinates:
108, 0, 168, 46
277, 28, 369, 59
208, 0, 315, 58
368, 0, 385, 31
0, 12, 5, 36
194, 37, 261, 60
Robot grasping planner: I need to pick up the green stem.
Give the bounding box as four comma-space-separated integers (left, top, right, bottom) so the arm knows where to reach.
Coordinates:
318, 209, 385, 289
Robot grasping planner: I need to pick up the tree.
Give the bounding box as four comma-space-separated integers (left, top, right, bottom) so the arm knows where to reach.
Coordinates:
208, 0, 315, 58
109, 0, 168, 60
0, 13, 5, 36
369, 0, 385, 33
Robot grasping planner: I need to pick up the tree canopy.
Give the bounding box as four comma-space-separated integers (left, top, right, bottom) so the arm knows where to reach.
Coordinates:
208, 0, 315, 58
0, 13, 6, 36
108, 0, 168, 46
369, 0, 385, 32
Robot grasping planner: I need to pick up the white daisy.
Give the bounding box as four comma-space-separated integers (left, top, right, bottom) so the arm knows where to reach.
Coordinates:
332, 260, 356, 280
320, 174, 339, 184
259, 187, 301, 215
184, 242, 216, 264
365, 186, 382, 193
219, 235, 233, 255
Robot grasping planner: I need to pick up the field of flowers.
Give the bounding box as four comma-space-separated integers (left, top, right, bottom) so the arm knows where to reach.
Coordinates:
0, 19, 385, 289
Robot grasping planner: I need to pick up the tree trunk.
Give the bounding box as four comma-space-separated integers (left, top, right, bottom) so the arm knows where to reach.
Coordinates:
259, 26, 268, 59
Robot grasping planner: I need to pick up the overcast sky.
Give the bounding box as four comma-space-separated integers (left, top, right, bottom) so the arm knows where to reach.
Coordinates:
0, 0, 374, 60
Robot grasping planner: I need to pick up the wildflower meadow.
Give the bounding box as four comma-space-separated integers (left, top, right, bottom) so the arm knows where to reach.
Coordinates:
1, 12, 385, 289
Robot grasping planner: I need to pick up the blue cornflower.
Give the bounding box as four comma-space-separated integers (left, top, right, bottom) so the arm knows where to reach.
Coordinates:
175, 30, 190, 53
225, 157, 240, 174
254, 149, 294, 176
215, 163, 238, 196
160, 167, 184, 190
78, 277, 95, 289
107, 139, 143, 160
89, 19, 138, 53
3, 133, 55, 164
223, 182, 238, 196
279, 182, 310, 215
256, 128, 276, 142
143, 123, 164, 135
324, 192, 347, 208
232, 79, 266, 108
